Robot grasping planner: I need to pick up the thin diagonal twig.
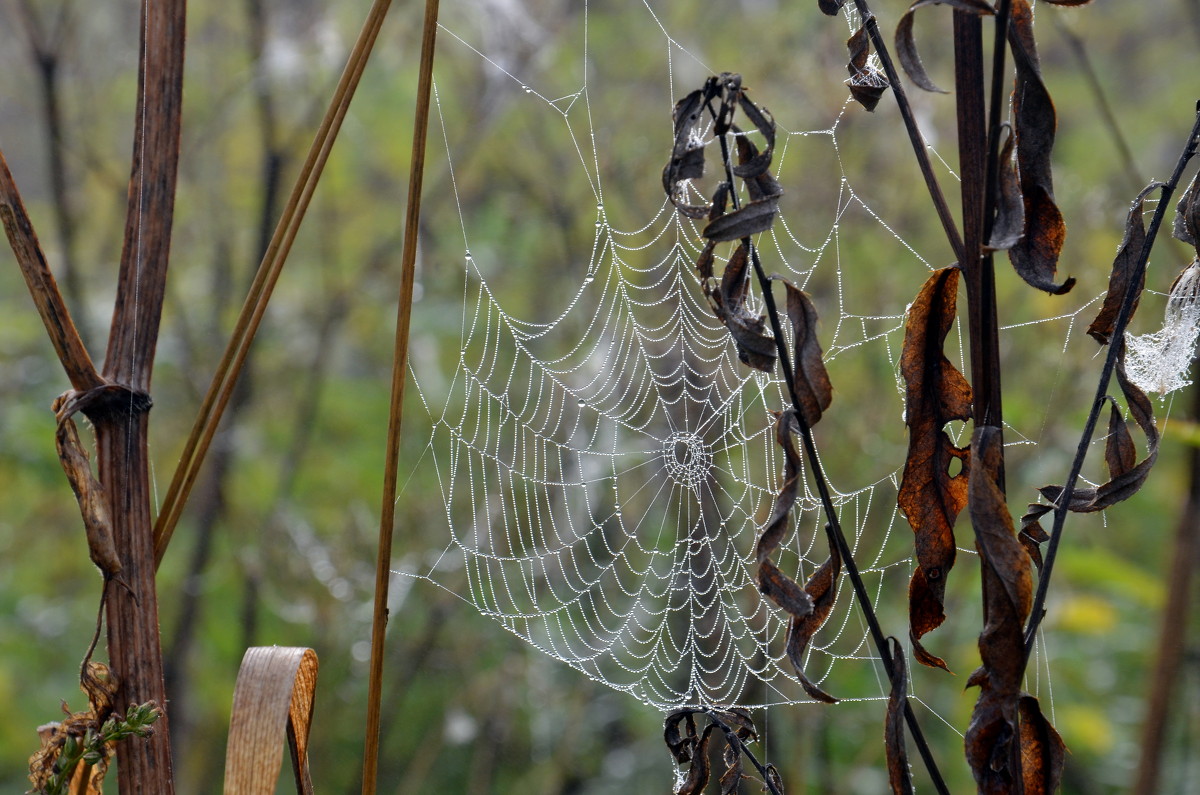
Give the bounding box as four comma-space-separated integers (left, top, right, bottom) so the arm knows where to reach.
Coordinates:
1022, 104, 1200, 663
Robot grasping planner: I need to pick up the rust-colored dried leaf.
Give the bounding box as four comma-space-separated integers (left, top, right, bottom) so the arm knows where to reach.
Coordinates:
1008, 0, 1074, 294
896, 0, 995, 94
1019, 694, 1067, 794
759, 558, 814, 618
846, 25, 889, 111
53, 406, 121, 578
965, 426, 1034, 794
1088, 183, 1159, 344
786, 526, 842, 703
988, 123, 1024, 251
898, 267, 971, 669
784, 281, 833, 427
885, 637, 914, 794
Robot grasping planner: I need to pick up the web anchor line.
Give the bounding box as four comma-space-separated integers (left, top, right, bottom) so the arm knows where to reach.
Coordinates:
704, 93, 950, 795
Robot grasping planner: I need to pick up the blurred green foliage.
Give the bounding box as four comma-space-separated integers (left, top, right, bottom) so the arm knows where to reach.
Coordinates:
2, 1, 1199, 793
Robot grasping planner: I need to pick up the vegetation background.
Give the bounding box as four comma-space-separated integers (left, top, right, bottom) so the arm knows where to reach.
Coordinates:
1, 0, 1198, 792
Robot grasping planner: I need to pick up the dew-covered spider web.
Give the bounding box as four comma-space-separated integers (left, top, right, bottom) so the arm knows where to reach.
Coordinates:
396, 0, 1122, 712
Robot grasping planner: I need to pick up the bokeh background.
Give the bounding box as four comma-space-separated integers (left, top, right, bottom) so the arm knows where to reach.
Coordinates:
2, 1, 1199, 792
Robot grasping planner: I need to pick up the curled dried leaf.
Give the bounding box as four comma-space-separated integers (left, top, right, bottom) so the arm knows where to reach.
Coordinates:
703, 196, 782, 242
1008, 0, 1075, 294
716, 243, 777, 372
53, 402, 121, 579
898, 267, 971, 670
988, 123, 1025, 251
1018, 694, 1067, 794
965, 426, 1034, 794
819, 0, 845, 14
783, 280, 833, 427
1174, 170, 1200, 252
786, 524, 842, 703
1037, 354, 1158, 512
895, 0, 995, 94
846, 25, 889, 111
1087, 182, 1161, 344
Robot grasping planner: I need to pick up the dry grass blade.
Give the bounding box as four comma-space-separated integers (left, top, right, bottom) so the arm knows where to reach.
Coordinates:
224, 647, 319, 795
153, 0, 397, 567
0, 148, 102, 393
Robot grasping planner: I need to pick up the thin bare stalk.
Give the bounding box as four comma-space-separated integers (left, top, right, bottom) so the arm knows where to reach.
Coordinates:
153, 0, 396, 566
711, 124, 950, 795
1023, 105, 1200, 660
361, 0, 440, 792
852, 0, 965, 265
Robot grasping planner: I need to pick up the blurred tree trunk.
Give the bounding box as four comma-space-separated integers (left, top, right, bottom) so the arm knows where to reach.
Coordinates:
1133, 360, 1200, 793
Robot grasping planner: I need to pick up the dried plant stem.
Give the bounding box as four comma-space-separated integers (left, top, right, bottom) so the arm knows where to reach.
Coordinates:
852, 0, 965, 265
1022, 105, 1200, 661
703, 711, 784, 795
712, 129, 950, 795
152, 0, 396, 566
0, 148, 102, 392
361, 0, 440, 792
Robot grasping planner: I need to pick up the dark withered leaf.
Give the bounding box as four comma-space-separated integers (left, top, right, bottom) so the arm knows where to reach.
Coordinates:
847, 25, 869, 72
783, 280, 833, 427
1088, 182, 1159, 344
965, 426, 1034, 794
717, 242, 777, 371
786, 526, 842, 703
733, 95, 776, 179
1104, 397, 1137, 477
988, 123, 1025, 251
664, 709, 699, 763
895, 0, 995, 94
1009, 0, 1074, 294
759, 558, 814, 617
664, 85, 719, 219
756, 411, 800, 563
1017, 504, 1051, 570
1019, 694, 1067, 794
675, 723, 715, 795
898, 267, 971, 670
1044, 0, 1093, 4
53, 405, 122, 578
718, 708, 758, 742
1174, 170, 1200, 251
734, 136, 784, 202
819, 0, 845, 14
845, 26, 890, 111
884, 637, 914, 795
1037, 356, 1158, 513
703, 196, 782, 242
720, 742, 743, 795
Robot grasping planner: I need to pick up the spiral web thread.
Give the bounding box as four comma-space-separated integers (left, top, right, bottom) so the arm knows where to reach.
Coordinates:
397, 0, 1094, 712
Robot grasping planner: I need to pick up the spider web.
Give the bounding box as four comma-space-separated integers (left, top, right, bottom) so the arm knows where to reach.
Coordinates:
399, 0, 1096, 712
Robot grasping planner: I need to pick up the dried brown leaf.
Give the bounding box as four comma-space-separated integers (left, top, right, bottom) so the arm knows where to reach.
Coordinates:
756, 412, 801, 564
786, 527, 842, 703
1019, 694, 1067, 794
733, 96, 776, 180
1087, 183, 1159, 344
711, 243, 776, 372
675, 723, 715, 795
965, 426, 1034, 794
988, 123, 1025, 251
895, 0, 995, 94
783, 281, 833, 427
884, 637, 914, 795
846, 25, 889, 111
665, 710, 699, 764
1037, 356, 1158, 513
664, 87, 714, 219
898, 267, 971, 669
53, 406, 122, 579
1174, 170, 1200, 252
702, 196, 782, 242
1008, 0, 1075, 294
